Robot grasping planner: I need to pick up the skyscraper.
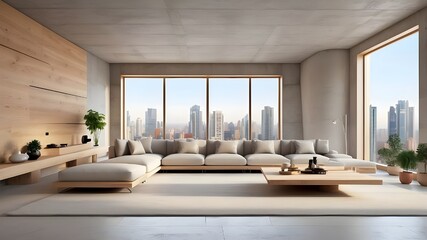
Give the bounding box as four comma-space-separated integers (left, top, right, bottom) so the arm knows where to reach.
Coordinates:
135, 117, 143, 138
408, 107, 414, 138
209, 111, 223, 140
145, 108, 157, 137
369, 105, 377, 162
261, 106, 274, 140
396, 100, 409, 145
189, 105, 203, 139
388, 106, 397, 136
241, 114, 249, 140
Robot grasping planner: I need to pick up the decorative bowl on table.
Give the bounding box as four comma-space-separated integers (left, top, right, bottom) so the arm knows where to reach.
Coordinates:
9, 151, 29, 163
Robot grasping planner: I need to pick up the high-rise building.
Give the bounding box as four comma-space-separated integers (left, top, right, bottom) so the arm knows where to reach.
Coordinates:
241, 114, 249, 140
189, 105, 203, 139
126, 111, 131, 128
396, 100, 408, 145
135, 117, 143, 138
261, 106, 274, 140
369, 105, 377, 162
209, 111, 224, 140
145, 108, 157, 137
388, 106, 397, 136
408, 107, 414, 138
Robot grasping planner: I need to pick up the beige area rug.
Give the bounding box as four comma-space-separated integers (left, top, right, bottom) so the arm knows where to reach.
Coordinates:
7, 173, 427, 216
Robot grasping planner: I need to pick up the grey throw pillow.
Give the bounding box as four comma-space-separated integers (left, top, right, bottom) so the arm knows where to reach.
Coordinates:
316, 139, 330, 154
128, 140, 146, 155
294, 140, 315, 154
114, 139, 130, 157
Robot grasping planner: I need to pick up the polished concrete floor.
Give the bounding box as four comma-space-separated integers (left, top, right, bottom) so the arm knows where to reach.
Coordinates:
1, 172, 427, 240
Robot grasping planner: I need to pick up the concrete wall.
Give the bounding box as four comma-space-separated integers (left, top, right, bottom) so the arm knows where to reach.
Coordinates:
350, 7, 427, 158
109, 63, 302, 143
301, 50, 350, 154
87, 53, 110, 147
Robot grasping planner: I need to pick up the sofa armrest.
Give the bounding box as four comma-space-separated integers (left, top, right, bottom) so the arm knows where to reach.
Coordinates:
108, 146, 116, 159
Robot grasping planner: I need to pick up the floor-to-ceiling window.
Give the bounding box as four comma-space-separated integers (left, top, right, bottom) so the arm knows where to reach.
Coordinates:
123, 76, 281, 140
364, 31, 419, 163
124, 78, 164, 140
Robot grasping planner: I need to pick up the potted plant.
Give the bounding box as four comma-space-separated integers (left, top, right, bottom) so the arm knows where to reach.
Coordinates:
377, 134, 403, 175
396, 150, 417, 184
26, 139, 41, 160
83, 109, 106, 146
416, 143, 427, 186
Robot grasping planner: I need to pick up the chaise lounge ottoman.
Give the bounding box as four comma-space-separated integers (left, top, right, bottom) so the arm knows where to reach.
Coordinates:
55, 163, 147, 192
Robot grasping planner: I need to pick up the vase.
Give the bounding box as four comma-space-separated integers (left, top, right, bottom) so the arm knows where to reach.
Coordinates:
9, 151, 29, 163
399, 171, 413, 184
387, 165, 402, 176
93, 129, 100, 146
27, 150, 41, 160
417, 173, 427, 186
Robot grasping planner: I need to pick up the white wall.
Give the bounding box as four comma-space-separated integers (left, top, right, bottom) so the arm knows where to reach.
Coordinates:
109, 63, 302, 143
87, 53, 110, 147
301, 50, 349, 154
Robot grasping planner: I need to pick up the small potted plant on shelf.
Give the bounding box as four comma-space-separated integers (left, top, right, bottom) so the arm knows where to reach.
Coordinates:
83, 109, 106, 146
26, 139, 41, 160
396, 150, 417, 184
416, 143, 427, 186
378, 134, 403, 175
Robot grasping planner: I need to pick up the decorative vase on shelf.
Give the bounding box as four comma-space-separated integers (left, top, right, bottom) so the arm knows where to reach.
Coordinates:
9, 151, 29, 163
93, 129, 100, 146
27, 150, 41, 160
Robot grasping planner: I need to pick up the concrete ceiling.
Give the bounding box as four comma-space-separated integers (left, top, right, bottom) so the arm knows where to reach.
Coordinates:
5, 0, 427, 63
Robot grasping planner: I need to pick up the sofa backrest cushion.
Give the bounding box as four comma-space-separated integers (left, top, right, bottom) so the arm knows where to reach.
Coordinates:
216, 141, 238, 154
316, 139, 330, 154
115, 139, 130, 157
253, 140, 276, 154
280, 140, 294, 155
140, 137, 153, 153
178, 141, 199, 154
151, 139, 167, 156
294, 140, 316, 154
128, 140, 146, 155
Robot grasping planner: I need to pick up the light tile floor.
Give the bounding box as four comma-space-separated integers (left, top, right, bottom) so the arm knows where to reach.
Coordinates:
1, 172, 427, 240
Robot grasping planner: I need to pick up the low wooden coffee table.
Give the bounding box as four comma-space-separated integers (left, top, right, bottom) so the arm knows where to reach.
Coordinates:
261, 167, 382, 191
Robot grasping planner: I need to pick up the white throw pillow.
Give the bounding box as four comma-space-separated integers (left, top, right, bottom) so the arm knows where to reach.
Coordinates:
294, 140, 315, 154
128, 140, 146, 155
254, 141, 275, 154
316, 139, 329, 154
216, 141, 238, 154
114, 139, 130, 157
178, 141, 199, 154
140, 137, 153, 153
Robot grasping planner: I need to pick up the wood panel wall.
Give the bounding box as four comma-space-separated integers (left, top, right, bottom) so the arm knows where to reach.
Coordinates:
0, 1, 88, 162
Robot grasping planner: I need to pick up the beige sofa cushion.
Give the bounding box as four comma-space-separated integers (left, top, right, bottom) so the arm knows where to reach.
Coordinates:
59, 163, 146, 182
205, 154, 247, 165
178, 141, 199, 154
140, 137, 153, 153
294, 140, 315, 154
151, 139, 167, 156
330, 158, 376, 167
246, 154, 290, 165
253, 140, 275, 154
216, 141, 238, 154
115, 139, 130, 157
128, 140, 146, 155
161, 153, 205, 165
281, 140, 295, 155
102, 154, 162, 172
316, 139, 329, 154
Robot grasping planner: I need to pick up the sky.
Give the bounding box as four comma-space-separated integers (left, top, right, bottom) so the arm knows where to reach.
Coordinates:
125, 77, 278, 126
367, 32, 419, 130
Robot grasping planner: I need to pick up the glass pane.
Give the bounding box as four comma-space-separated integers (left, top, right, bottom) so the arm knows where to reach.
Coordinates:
365, 32, 419, 163
124, 78, 163, 140
165, 78, 206, 140
209, 78, 249, 140
251, 78, 279, 140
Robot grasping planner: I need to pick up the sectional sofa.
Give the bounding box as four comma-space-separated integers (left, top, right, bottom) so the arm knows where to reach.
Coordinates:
56, 138, 376, 191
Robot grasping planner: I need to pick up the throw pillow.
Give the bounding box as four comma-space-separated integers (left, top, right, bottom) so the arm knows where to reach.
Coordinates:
294, 140, 315, 154
114, 139, 130, 157
216, 141, 238, 154
316, 139, 329, 154
178, 141, 199, 154
254, 140, 275, 154
128, 140, 146, 155
140, 137, 153, 153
